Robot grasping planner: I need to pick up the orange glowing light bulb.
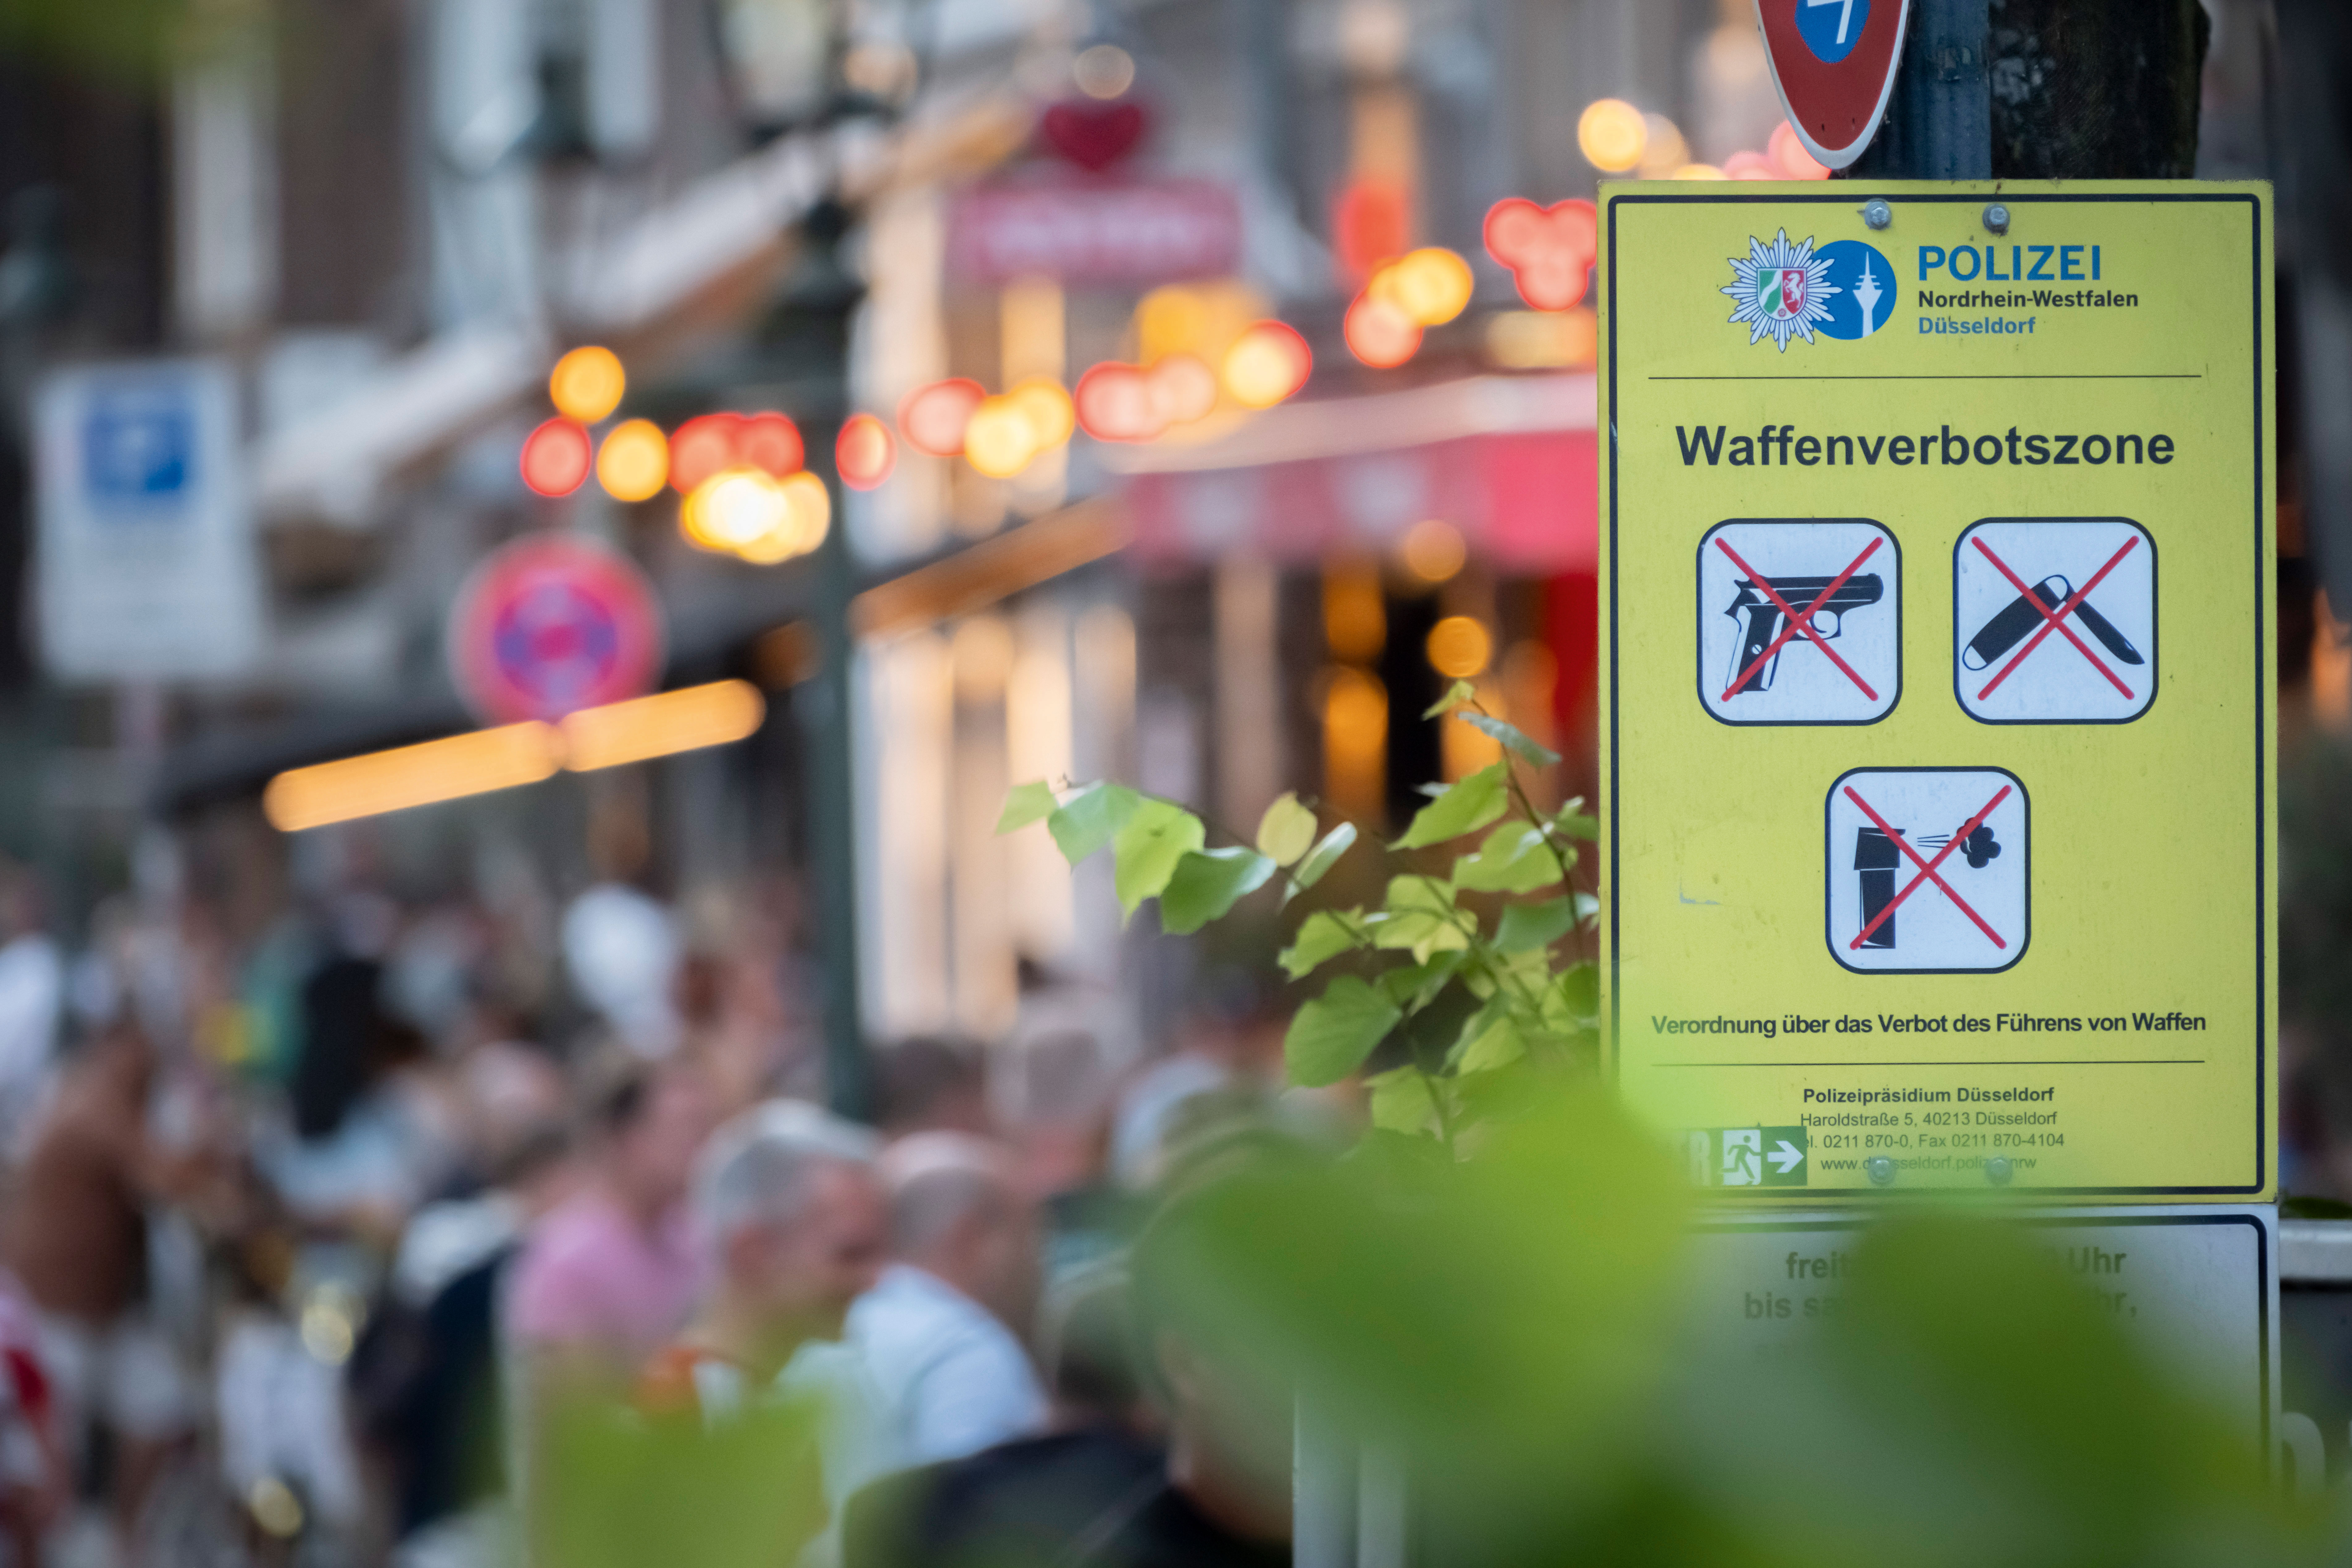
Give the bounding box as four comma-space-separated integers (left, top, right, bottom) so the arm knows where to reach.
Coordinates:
1372, 247, 1475, 327
1146, 354, 1219, 426
1009, 378, 1076, 449
521, 419, 594, 497
549, 346, 626, 423
1220, 321, 1311, 408
1343, 292, 1422, 368
670, 413, 746, 494
596, 419, 671, 502
1072, 363, 1164, 442
897, 378, 987, 458
737, 411, 805, 477
836, 414, 896, 490
964, 396, 1041, 478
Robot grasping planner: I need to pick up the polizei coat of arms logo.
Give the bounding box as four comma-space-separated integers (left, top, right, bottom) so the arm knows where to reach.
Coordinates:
1722, 229, 1841, 350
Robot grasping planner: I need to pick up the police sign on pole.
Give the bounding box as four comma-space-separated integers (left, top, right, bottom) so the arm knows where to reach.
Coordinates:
1599, 182, 2275, 1200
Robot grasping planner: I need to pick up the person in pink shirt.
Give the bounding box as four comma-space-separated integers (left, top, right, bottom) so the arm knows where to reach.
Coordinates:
508, 1060, 714, 1398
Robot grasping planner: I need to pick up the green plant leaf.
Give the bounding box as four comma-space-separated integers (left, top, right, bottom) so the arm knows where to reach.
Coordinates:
1497, 896, 1578, 952
1255, 792, 1319, 866
1457, 1014, 1527, 1074
1365, 1066, 1436, 1133
1377, 949, 1464, 1011
1452, 822, 1564, 894
1391, 764, 1508, 850
1283, 822, 1358, 906
1159, 847, 1276, 934
1554, 797, 1599, 841
1373, 876, 1468, 963
1279, 910, 1363, 979
1421, 679, 1477, 720
1284, 976, 1401, 1087
996, 780, 1058, 835
1048, 783, 1140, 864
1556, 961, 1599, 1021
1453, 710, 1561, 767
1112, 800, 1205, 918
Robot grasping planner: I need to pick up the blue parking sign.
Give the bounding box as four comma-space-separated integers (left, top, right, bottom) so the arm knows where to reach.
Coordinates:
83, 384, 193, 509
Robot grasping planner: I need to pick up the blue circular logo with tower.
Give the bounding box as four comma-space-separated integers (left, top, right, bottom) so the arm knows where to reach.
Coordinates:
1812, 240, 1895, 339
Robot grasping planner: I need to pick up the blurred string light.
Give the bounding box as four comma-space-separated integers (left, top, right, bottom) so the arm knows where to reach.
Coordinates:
247, 1477, 304, 1539
1135, 280, 1267, 366
1483, 197, 1598, 311
680, 466, 828, 563
1673, 163, 1726, 180
1399, 517, 1467, 582
1486, 307, 1598, 370
738, 411, 805, 475
837, 414, 896, 490
264, 723, 563, 831
1221, 321, 1313, 408
597, 419, 671, 502
734, 472, 830, 564
1145, 354, 1218, 425
1369, 247, 1474, 327
1577, 98, 1647, 173
1072, 42, 1135, 98
549, 345, 626, 423
1637, 113, 1690, 178
1073, 362, 1162, 441
965, 396, 1041, 477
1344, 291, 1422, 368
898, 378, 987, 457
671, 413, 744, 492
262, 681, 769, 831
559, 679, 768, 770
1010, 378, 1076, 447
1331, 178, 1411, 284
1427, 614, 1493, 678
667, 411, 805, 495
521, 418, 594, 496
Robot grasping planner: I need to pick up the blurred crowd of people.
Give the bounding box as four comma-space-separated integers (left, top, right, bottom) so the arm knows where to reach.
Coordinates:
0, 830, 1334, 1568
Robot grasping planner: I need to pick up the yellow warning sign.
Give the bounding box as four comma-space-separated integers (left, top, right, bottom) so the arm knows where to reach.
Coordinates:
1597, 181, 2275, 1199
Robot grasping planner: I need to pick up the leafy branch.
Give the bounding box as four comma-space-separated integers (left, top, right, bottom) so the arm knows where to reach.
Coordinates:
998, 680, 1598, 1156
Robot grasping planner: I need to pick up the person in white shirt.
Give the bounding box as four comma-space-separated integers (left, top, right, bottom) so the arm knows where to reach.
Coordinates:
848, 1133, 1049, 1468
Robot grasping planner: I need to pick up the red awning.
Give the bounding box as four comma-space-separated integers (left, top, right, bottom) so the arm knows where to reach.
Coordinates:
1110, 372, 1596, 573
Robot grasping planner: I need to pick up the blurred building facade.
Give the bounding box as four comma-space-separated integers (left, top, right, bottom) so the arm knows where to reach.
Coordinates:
0, 0, 2332, 1093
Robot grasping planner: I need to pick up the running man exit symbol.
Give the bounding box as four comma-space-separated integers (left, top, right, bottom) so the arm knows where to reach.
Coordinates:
1698, 519, 1900, 725
1698, 1126, 1810, 1187
1826, 768, 2029, 973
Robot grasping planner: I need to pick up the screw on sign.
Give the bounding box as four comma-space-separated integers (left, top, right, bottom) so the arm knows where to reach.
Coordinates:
1824, 767, 2027, 974
1752, 0, 1911, 169
1953, 519, 2156, 724
447, 535, 666, 726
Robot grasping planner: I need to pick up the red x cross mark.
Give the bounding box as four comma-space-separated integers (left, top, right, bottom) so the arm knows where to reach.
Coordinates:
1971, 534, 2140, 701
1714, 535, 1883, 703
1844, 783, 2013, 951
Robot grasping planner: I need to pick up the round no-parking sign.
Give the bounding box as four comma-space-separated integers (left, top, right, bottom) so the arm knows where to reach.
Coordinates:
1754, 0, 1910, 169
447, 534, 665, 724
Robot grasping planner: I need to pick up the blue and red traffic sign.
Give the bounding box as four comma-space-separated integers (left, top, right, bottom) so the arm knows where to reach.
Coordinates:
1755, 0, 1910, 169
447, 533, 665, 725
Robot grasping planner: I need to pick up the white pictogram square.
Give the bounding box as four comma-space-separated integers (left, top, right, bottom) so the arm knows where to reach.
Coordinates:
1698, 520, 1899, 725
1953, 518, 2155, 724
1826, 767, 2028, 974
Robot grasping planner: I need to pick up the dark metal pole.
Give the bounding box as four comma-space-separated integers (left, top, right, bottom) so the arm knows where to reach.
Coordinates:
800, 456, 871, 1123
1845, 0, 1989, 178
